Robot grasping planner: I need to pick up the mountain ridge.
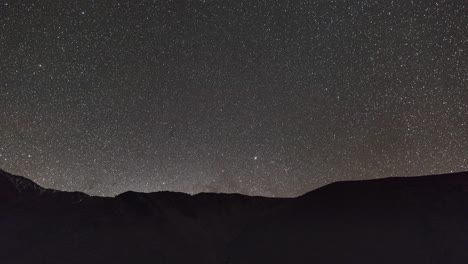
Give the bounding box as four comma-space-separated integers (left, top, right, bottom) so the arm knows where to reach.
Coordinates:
1, 169, 468, 264
3, 168, 468, 199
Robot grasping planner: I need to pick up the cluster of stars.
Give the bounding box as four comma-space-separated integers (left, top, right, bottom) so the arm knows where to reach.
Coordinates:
0, 0, 467, 197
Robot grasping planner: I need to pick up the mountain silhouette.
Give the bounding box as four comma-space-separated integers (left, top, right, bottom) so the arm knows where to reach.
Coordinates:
1, 168, 468, 263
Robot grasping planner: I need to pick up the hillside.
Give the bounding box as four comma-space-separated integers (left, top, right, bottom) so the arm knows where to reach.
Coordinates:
1, 169, 468, 263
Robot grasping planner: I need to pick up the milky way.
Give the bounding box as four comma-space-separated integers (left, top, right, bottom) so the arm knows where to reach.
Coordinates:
1, 0, 467, 197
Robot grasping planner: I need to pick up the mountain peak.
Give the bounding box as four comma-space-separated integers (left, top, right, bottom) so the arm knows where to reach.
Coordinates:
0, 169, 46, 198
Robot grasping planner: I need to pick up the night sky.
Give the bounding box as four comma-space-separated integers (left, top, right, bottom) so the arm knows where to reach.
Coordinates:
1, 0, 467, 197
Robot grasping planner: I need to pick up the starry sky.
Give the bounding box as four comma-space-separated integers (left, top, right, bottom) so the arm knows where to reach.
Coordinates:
1, 0, 467, 197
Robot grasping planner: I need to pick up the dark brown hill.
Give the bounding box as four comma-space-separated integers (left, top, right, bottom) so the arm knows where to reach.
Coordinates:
1, 169, 467, 264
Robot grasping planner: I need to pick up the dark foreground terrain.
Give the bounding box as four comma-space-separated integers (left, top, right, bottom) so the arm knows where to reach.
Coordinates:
1, 169, 468, 264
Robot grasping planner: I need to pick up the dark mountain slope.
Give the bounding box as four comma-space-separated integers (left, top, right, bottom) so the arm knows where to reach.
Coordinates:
1, 169, 468, 264
227, 172, 468, 264
0, 169, 285, 264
